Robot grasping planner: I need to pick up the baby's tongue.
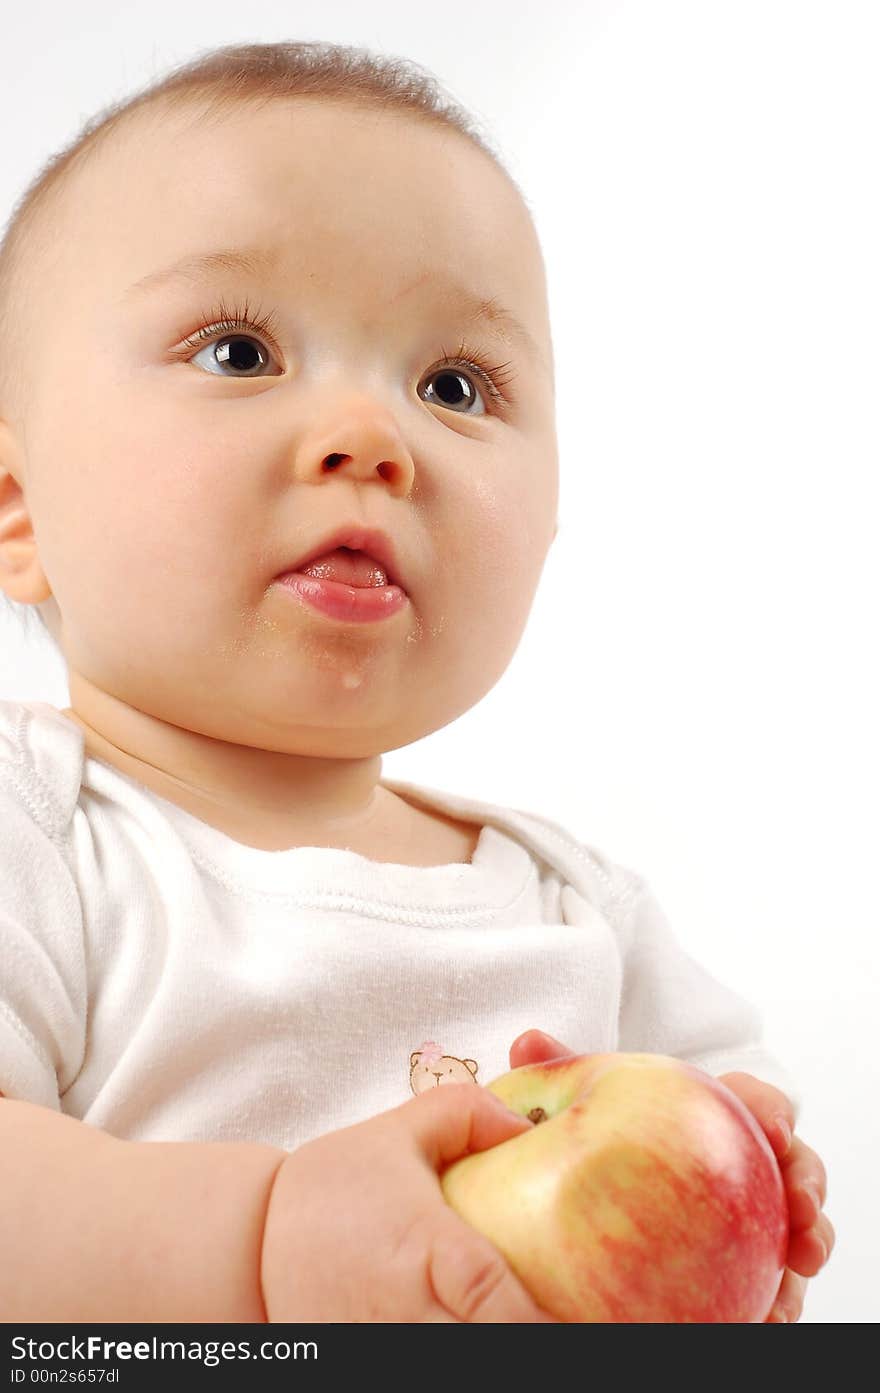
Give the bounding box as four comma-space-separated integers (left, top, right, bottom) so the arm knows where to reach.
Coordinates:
297, 547, 389, 588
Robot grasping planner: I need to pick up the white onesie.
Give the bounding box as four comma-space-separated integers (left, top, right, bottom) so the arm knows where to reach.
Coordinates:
0, 699, 800, 1149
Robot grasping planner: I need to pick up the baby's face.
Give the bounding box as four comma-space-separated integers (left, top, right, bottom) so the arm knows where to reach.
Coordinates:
14, 99, 558, 757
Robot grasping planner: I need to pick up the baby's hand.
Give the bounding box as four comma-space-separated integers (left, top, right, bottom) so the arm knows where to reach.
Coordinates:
508, 1031, 835, 1324
715, 1071, 834, 1323
260, 1084, 559, 1322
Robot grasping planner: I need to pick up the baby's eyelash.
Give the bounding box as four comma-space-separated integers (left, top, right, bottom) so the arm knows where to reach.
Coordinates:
173, 297, 518, 407
434, 339, 518, 406
175, 296, 280, 355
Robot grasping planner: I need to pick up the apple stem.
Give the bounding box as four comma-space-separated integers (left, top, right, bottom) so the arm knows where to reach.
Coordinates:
528, 1107, 547, 1124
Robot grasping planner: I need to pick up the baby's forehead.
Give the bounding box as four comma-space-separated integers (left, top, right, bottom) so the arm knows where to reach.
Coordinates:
27, 99, 551, 385
63, 100, 519, 265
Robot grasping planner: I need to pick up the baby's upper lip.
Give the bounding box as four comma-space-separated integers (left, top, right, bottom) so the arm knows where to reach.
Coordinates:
280, 525, 403, 589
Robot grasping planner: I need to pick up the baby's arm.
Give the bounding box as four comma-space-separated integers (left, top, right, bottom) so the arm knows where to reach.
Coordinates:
0, 1093, 287, 1321
0, 1086, 557, 1323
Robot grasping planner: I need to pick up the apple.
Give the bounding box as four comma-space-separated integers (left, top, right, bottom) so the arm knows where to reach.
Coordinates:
440, 1052, 788, 1323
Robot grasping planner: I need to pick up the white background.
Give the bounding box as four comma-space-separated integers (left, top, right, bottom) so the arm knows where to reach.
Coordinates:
2, 1, 877, 1322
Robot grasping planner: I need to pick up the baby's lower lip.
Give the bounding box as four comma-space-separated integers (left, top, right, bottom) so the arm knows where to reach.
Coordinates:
275, 572, 409, 624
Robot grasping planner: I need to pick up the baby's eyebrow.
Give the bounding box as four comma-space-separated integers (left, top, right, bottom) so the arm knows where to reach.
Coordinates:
122, 245, 548, 373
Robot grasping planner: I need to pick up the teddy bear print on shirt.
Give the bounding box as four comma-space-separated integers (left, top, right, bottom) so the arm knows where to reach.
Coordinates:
409, 1040, 478, 1094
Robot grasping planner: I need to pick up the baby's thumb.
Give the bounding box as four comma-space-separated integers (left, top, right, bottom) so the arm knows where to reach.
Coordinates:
404, 1082, 534, 1172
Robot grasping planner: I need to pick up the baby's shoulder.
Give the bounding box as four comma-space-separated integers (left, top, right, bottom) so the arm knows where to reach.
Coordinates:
0, 699, 84, 840
490, 796, 649, 929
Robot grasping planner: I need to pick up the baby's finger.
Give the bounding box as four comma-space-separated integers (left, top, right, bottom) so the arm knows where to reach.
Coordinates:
767, 1268, 808, 1323
717, 1072, 795, 1160
780, 1136, 828, 1224
785, 1212, 835, 1278
429, 1222, 561, 1323
509, 1029, 575, 1071
405, 1081, 534, 1173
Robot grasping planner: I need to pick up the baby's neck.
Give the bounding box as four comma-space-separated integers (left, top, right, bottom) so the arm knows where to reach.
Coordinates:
60, 706, 479, 865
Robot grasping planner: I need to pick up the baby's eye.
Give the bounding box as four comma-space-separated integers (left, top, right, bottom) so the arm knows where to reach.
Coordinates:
418, 362, 489, 417
182, 323, 507, 416
189, 332, 273, 379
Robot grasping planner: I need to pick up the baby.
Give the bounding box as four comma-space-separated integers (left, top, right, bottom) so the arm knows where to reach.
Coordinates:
0, 41, 832, 1322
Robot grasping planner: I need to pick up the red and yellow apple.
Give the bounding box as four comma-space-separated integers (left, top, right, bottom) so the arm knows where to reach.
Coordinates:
440, 1051, 788, 1322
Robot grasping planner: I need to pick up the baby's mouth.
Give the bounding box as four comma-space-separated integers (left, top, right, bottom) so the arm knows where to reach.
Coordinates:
292, 546, 391, 589
274, 547, 410, 624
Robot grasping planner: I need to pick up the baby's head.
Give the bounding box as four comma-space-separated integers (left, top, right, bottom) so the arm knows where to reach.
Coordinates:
0, 41, 558, 765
